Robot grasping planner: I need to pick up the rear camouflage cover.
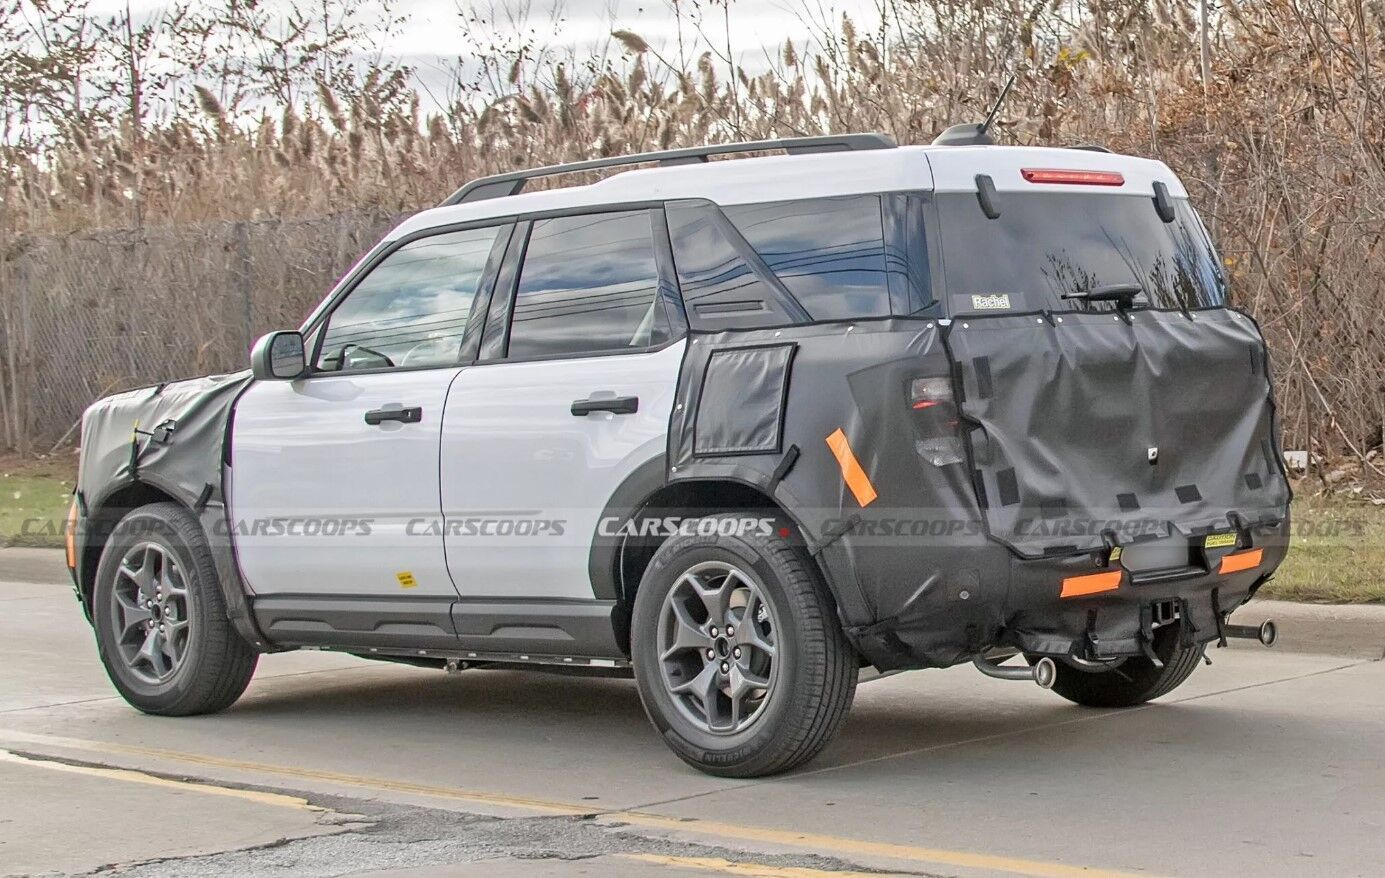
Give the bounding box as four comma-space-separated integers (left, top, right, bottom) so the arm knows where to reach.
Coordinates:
945, 308, 1291, 558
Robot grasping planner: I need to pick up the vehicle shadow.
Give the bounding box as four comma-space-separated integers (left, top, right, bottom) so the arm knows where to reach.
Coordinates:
212, 659, 1301, 780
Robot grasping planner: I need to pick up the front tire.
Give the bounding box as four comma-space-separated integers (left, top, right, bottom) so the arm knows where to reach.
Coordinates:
92, 503, 258, 716
631, 514, 857, 777
1041, 625, 1203, 708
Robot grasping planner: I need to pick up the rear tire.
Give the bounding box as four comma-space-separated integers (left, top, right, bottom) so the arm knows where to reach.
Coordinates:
1040, 625, 1203, 708
92, 503, 258, 716
631, 513, 857, 777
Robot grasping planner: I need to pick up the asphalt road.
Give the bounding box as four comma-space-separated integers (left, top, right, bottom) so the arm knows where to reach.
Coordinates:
3, 547, 1384, 878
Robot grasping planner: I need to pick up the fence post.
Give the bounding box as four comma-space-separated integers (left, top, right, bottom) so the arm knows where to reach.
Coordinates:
234, 221, 254, 355
0, 256, 10, 452
15, 256, 31, 455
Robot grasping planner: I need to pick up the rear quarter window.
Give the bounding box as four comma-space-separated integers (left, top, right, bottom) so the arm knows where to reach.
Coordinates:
667, 194, 932, 328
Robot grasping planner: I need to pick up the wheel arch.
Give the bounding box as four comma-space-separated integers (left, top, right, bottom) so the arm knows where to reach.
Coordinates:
76, 480, 272, 652
78, 480, 184, 617
600, 471, 833, 654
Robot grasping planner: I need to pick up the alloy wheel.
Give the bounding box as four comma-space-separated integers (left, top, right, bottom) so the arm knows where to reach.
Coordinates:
109, 542, 193, 684
656, 560, 780, 734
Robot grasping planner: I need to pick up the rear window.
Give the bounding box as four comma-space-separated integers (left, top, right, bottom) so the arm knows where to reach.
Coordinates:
936, 192, 1226, 314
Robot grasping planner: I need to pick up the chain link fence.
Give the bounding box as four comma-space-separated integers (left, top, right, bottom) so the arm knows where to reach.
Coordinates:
0, 208, 1381, 465
0, 211, 403, 452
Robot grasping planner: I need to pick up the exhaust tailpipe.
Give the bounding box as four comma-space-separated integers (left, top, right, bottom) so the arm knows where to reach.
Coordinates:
973, 656, 1057, 689
1223, 619, 1277, 647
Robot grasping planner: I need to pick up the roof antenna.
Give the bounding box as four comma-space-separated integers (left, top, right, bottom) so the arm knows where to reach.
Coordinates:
932, 71, 1017, 147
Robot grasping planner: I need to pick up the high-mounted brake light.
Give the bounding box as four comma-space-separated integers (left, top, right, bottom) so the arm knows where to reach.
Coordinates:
1021, 168, 1125, 186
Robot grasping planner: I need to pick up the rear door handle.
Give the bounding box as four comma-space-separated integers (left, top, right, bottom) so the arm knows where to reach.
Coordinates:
364, 405, 423, 425
571, 395, 639, 416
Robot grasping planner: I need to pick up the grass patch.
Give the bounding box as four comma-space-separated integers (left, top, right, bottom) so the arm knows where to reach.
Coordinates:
0, 476, 74, 548
1259, 498, 1385, 603
0, 454, 78, 549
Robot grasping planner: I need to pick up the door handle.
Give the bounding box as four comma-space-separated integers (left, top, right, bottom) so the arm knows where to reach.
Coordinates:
364, 405, 423, 425
571, 395, 639, 416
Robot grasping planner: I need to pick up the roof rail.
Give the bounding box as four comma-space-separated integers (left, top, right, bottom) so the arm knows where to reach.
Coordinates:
440, 133, 898, 206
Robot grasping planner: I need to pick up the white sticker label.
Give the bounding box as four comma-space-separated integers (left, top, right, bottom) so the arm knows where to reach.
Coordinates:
970, 293, 1012, 311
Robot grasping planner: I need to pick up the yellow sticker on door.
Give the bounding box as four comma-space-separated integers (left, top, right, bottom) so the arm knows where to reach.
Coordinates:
396, 571, 418, 589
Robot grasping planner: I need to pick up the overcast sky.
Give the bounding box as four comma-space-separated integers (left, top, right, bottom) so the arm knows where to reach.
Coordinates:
92, 0, 886, 69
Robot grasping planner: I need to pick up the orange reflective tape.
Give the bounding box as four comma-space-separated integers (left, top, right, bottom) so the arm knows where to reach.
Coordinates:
65, 500, 79, 570
1060, 570, 1122, 598
825, 428, 878, 508
1218, 548, 1263, 574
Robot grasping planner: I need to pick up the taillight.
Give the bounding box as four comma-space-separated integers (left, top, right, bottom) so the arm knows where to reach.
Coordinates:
908, 377, 965, 466
1021, 168, 1125, 186
909, 377, 953, 410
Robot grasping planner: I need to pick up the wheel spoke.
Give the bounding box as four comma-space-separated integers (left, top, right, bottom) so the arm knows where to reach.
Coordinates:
732, 593, 776, 658
114, 591, 153, 638
689, 575, 731, 626
137, 627, 169, 678
661, 600, 712, 660
729, 664, 770, 695
671, 662, 720, 715
160, 628, 182, 665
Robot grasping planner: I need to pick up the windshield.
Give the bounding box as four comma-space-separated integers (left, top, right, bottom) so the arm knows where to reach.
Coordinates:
936, 192, 1226, 315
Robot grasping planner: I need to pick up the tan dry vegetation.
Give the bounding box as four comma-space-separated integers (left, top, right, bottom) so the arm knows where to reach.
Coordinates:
0, 0, 1382, 472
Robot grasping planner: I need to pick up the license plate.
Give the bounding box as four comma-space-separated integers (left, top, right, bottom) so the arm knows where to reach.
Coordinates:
1120, 536, 1192, 573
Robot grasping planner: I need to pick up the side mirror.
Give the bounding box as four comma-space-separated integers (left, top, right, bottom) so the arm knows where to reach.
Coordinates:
251, 331, 308, 380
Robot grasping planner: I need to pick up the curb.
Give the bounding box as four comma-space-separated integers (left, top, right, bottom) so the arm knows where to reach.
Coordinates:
1230, 599, 1385, 660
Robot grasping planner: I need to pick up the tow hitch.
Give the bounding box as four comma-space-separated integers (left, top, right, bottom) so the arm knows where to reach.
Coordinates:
973, 655, 1058, 689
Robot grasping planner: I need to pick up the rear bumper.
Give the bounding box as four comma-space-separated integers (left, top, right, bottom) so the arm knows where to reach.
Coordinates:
843, 517, 1291, 670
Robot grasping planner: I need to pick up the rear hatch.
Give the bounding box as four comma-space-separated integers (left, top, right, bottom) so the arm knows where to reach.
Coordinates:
932, 174, 1290, 560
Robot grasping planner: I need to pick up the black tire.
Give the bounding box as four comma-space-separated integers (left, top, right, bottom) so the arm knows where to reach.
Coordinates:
631, 513, 857, 777
1041, 625, 1203, 708
92, 502, 258, 716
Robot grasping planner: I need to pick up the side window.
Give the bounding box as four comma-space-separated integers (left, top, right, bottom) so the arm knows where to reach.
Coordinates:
722, 196, 893, 320
664, 201, 802, 328
317, 225, 504, 372
507, 210, 669, 359
666, 195, 927, 329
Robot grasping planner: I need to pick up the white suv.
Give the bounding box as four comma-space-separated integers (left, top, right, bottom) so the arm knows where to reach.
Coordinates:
69, 133, 1290, 776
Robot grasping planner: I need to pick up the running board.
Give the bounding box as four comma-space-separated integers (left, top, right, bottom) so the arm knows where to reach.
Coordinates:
303, 644, 630, 671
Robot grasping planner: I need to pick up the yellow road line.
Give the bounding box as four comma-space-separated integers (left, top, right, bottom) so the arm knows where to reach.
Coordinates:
614, 812, 1156, 878
0, 728, 1159, 878
0, 748, 321, 811
0, 728, 591, 816
620, 853, 887, 877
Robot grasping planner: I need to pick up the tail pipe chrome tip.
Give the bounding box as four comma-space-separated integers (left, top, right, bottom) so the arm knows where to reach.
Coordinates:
1224, 619, 1277, 647
973, 656, 1057, 689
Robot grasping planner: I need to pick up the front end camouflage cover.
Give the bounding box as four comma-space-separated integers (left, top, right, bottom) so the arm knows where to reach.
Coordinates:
74, 373, 267, 646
